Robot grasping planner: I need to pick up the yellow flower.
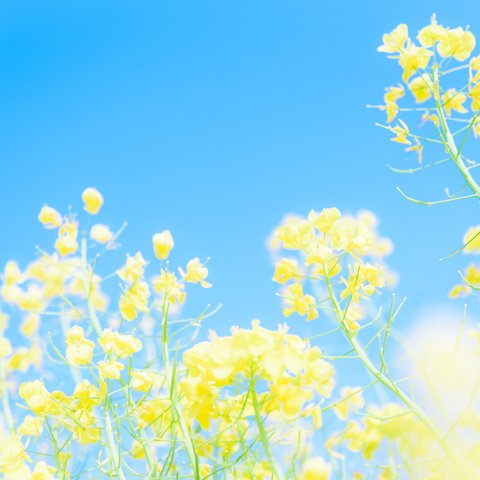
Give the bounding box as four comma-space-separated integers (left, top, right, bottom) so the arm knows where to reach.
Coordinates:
302, 404, 323, 429
442, 89, 468, 115
66, 325, 95, 365
0, 434, 31, 480
181, 258, 211, 288
463, 225, 480, 253
333, 386, 365, 420
152, 270, 186, 305
18, 380, 51, 415
308, 207, 341, 233
384, 101, 398, 124
384, 85, 404, 104
38, 205, 62, 229
31, 461, 56, 480
383, 85, 404, 123
73, 379, 101, 408
449, 284, 472, 299
275, 220, 314, 250
3, 260, 22, 286
131, 370, 160, 392
390, 120, 411, 145
55, 220, 79, 256
117, 252, 147, 284
273, 258, 301, 284
305, 240, 333, 266
471, 55, 480, 70
465, 264, 480, 285
130, 440, 146, 459
471, 55, 480, 82
199, 464, 211, 477
18, 415, 43, 437
119, 280, 150, 321
152, 230, 174, 260
20, 313, 40, 338
90, 224, 113, 244
341, 263, 385, 303
408, 75, 432, 103
99, 329, 143, 358
437, 27, 476, 61
82, 187, 104, 215
344, 304, 365, 332
0, 337, 12, 357
283, 282, 318, 321
417, 15, 446, 47
377, 24, 408, 53
99, 360, 124, 379
469, 83, 480, 111
398, 44, 433, 82
8, 347, 33, 372
119, 294, 137, 321
299, 457, 331, 480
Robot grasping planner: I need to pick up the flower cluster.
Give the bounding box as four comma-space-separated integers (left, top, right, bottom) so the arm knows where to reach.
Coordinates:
376, 16, 480, 170
271, 208, 393, 331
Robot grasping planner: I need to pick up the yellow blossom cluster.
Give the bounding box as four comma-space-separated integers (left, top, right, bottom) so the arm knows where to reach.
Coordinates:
1, 173, 477, 480
182, 321, 334, 426
271, 208, 392, 330
376, 15, 480, 166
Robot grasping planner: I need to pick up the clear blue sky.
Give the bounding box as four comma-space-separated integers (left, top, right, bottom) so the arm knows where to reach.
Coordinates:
1, 0, 479, 337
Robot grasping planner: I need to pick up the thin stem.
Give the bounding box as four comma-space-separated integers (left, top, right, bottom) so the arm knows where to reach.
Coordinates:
323, 270, 465, 475
250, 380, 286, 480
161, 300, 200, 480
81, 237, 126, 480
433, 67, 480, 198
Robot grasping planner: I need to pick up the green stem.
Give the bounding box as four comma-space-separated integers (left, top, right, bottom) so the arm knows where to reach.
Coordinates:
81, 237, 126, 480
323, 272, 465, 475
104, 405, 127, 480
433, 67, 480, 198
161, 301, 200, 480
250, 380, 286, 480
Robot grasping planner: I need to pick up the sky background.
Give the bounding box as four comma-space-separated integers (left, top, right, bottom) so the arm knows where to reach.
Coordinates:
1, 0, 480, 344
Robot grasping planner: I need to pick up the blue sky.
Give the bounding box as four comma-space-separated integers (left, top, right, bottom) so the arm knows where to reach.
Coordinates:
1, 0, 479, 338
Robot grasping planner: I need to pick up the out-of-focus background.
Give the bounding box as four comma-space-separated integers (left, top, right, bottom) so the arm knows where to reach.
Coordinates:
1, 0, 479, 338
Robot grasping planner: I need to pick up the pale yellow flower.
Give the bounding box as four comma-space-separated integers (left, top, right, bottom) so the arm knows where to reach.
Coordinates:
463, 225, 480, 253
152, 230, 174, 260
378, 24, 408, 53
0, 434, 30, 480
18, 415, 43, 437
99, 360, 124, 379
38, 205, 62, 229
437, 26, 476, 61
82, 187, 104, 215
0, 337, 12, 357
99, 329, 143, 358
299, 456, 331, 480
398, 44, 432, 82
417, 15, 446, 47
283, 282, 318, 321
66, 325, 95, 365
18, 380, 51, 416
408, 75, 432, 103
31, 461, 56, 480
442, 89, 468, 115
90, 224, 113, 244
181, 258, 211, 288
273, 258, 301, 284
390, 120, 411, 145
